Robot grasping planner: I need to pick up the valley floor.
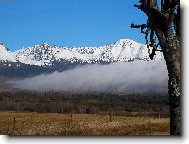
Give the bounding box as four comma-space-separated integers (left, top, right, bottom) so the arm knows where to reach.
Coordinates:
0, 111, 170, 136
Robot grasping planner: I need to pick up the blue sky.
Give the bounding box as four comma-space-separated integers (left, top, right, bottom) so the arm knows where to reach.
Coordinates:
0, 0, 147, 51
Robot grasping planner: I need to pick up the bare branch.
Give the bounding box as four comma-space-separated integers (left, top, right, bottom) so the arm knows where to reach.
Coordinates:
134, 4, 142, 10
130, 23, 149, 34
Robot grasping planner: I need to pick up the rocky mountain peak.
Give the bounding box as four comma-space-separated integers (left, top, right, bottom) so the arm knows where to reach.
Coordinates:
1, 39, 164, 66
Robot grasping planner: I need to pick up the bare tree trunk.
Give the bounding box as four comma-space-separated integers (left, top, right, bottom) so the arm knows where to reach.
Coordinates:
157, 31, 181, 135
132, 0, 181, 135
163, 35, 181, 135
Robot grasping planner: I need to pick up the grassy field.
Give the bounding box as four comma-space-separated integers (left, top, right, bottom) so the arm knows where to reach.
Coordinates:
0, 111, 170, 136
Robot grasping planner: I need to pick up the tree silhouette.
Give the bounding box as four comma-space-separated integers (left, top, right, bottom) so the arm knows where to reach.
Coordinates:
131, 0, 180, 135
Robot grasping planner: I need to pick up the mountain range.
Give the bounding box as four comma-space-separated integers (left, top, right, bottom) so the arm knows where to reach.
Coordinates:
0, 39, 164, 78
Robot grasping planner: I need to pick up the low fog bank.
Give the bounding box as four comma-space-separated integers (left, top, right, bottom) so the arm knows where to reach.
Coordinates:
8, 60, 169, 93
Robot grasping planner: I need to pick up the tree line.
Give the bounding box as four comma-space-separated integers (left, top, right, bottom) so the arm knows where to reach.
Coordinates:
0, 91, 169, 117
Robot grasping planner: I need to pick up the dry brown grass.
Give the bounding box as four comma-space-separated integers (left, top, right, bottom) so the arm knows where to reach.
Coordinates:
0, 111, 170, 136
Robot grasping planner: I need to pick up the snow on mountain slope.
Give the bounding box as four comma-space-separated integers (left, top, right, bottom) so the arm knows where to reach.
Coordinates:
12, 39, 164, 66
0, 43, 16, 62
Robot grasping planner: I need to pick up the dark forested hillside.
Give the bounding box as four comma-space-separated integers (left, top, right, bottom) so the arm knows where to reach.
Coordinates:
0, 91, 169, 117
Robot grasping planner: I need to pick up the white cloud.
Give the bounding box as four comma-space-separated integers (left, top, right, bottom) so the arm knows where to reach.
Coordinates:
8, 60, 168, 93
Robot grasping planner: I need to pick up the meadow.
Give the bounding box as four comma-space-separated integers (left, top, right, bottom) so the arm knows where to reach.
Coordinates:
0, 111, 170, 136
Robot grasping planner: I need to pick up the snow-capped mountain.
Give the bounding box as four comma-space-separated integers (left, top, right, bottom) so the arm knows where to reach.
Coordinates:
0, 39, 164, 78
10, 39, 163, 66
0, 43, 16, 62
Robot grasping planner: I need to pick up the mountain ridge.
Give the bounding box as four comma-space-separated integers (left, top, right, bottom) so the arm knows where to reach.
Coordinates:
0, 39, 163, 67
0, 44, 16, 62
